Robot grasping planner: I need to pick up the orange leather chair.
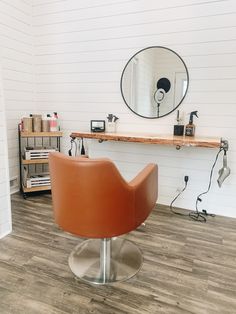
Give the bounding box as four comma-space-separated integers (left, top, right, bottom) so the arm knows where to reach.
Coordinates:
49, 152, 158, 285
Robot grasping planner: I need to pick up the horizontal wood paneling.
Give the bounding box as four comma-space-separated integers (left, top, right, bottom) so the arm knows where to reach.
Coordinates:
33, 0, 232, 25
0, 0, 35, 184
33, 0, 236, 218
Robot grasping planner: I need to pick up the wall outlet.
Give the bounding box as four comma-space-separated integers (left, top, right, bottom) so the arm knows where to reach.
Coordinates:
184, 175, 189, 183
176, 175, 189, 193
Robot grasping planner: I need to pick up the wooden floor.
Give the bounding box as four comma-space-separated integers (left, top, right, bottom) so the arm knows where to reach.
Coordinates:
0, 193, 236, 314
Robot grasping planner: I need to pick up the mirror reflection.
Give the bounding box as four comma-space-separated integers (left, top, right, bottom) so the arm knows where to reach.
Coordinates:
120, 46, 189, 118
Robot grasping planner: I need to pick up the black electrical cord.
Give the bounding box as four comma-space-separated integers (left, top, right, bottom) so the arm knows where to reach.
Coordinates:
68, 138, 74, 156
189, 147, 224, 222
170, 176, 189, 216
80, 138, 85, 155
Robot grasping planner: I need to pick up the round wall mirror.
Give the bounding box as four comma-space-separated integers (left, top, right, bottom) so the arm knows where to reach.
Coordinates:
120, 46, 189, 118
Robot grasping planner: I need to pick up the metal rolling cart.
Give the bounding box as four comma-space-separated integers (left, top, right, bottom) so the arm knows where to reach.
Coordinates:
18, 125, 62, 198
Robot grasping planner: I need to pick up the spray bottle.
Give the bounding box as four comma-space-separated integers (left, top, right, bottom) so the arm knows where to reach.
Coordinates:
185, 111, 198, 136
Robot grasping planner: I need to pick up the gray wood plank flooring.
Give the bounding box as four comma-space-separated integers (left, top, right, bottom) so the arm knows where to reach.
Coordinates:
0, 193, 236, 314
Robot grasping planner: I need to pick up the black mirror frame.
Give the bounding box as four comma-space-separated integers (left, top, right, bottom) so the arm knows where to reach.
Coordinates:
120, 46, 189, 119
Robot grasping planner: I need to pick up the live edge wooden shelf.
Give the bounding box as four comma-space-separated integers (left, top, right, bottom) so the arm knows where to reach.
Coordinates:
70, 131, 221, 149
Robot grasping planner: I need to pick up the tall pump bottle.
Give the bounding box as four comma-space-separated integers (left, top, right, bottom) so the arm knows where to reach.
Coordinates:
42, 114, 51, 132
53, 112, 60, 131
185, 111, 198, 136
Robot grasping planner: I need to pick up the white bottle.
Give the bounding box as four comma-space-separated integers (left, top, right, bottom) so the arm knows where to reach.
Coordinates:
42, 114, 50, 132
53, 112, 60, 131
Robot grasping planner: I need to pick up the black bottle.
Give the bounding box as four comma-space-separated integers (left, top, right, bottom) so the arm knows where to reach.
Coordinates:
185, 111, 198, 136
173, 110, 184, 136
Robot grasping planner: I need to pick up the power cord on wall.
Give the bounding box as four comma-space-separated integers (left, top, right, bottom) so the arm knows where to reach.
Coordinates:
170, 176, 189, 217
170, 147, 224, 222
189, 147, 223, 222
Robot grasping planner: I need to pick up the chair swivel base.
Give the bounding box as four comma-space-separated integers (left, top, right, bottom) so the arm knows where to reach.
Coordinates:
68, 238, 143, 285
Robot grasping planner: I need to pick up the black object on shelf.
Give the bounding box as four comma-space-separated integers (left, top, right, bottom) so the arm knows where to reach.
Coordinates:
81, 138, 85, 155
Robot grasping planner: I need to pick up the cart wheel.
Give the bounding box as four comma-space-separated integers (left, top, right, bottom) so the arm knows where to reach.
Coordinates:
23, 193, 27, 199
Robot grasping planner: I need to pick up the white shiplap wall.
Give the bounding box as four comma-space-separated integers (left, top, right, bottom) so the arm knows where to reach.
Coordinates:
32, 0, 236, 217
0, 63, 12, 238
0, 0, 35, 184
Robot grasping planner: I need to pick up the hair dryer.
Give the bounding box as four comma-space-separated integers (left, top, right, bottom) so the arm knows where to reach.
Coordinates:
217, 151, 230, 187
217, 139, 230, 187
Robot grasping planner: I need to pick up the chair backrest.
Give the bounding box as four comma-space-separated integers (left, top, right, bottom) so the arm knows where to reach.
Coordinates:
49, 152, 157, 238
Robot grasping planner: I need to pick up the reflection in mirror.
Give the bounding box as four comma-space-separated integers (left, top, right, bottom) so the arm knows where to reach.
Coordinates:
120, 46, 189, 118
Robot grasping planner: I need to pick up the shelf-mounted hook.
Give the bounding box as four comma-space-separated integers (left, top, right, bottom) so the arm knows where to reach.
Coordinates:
220, 138, 229, 152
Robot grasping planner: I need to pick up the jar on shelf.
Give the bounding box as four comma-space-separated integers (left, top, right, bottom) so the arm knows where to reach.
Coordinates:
32, 114, 42, 132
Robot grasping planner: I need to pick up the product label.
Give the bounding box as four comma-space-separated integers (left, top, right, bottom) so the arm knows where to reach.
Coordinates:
185, 126, 194, 136
50, 119, 57, 131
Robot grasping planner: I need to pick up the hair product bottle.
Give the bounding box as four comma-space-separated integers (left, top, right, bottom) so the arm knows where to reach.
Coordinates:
50, 112, 58, 132
42, 114, 50, 132
185, 111, 198, 136
173, 110, 184, 136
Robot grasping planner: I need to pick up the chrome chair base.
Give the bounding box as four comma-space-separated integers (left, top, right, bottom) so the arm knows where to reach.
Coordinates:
68, 238, 143, 285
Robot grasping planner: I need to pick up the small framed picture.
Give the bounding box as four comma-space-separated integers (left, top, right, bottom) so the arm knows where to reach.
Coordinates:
90, 120, 105, 132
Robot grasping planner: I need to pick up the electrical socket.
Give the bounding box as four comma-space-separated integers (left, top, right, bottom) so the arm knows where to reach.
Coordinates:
176, 175, 189, 192
184, 175, 189, 183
